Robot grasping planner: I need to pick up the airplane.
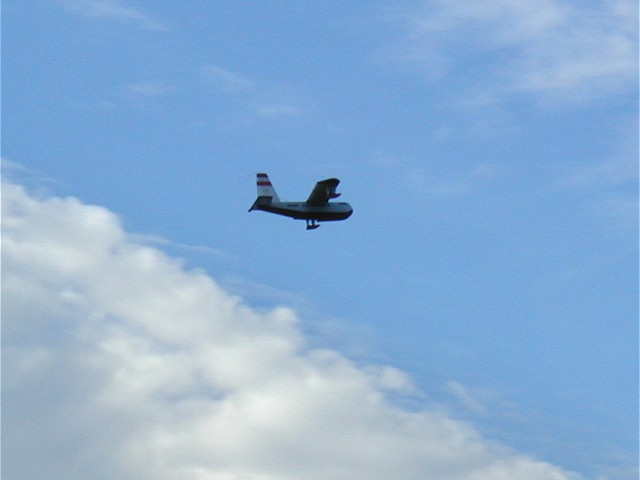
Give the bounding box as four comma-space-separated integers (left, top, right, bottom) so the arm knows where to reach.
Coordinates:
248, 173, 353, 230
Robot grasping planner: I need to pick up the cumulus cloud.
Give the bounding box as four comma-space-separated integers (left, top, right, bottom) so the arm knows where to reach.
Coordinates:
388, 0, 637, 101
3, 180, 582, 480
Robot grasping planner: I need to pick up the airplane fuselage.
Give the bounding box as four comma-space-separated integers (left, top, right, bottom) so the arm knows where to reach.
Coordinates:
253, 201, 353, 221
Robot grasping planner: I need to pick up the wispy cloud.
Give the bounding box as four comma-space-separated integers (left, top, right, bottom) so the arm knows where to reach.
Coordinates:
559, 156, 637, 191
202, 65, 255, 92
202, 65, 305, 121
446, 380, 489, 415
2, 158, 40, 176
554, 123, 638, 224
257, 103, 302, 119
387, 0, 638, 102
126, 81, 176, 97
128, 232, 235, 261
1, 158, 60, 189
3, 180, 582, 480
432, 169, 494, 196
410, 163, 500, 197
61, 0, 168, 31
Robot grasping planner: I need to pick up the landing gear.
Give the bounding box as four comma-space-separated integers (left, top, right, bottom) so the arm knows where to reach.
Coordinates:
306, 219, 320, 230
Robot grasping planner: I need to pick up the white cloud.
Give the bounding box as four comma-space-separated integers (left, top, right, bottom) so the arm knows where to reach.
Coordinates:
61, 0, 168, 30
3, 180, 583, 480
388, 0, 637, 102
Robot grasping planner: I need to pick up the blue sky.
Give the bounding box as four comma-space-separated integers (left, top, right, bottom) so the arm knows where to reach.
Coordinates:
3, 1, 638, 479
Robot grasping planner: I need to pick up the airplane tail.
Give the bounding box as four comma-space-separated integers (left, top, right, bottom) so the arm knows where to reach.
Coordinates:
256, 173, 280, 202
249, 173, 280, 211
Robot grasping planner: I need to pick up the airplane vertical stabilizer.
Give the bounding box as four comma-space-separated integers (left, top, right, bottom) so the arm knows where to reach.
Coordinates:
256, 173, 280, 202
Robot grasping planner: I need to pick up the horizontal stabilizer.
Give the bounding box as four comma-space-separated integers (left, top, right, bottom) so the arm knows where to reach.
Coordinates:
248, 196, 273, 212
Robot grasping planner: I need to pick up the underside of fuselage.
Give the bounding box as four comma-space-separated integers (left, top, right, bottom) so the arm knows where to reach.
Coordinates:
255, 202, 353, 222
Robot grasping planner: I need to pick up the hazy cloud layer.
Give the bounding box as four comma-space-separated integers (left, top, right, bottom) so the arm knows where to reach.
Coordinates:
389, 0, 637, 101
60, 0, 168, 30
3, 181, 582, 480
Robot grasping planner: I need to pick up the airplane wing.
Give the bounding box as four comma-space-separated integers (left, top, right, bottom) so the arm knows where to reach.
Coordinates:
306, 178, 341, 205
